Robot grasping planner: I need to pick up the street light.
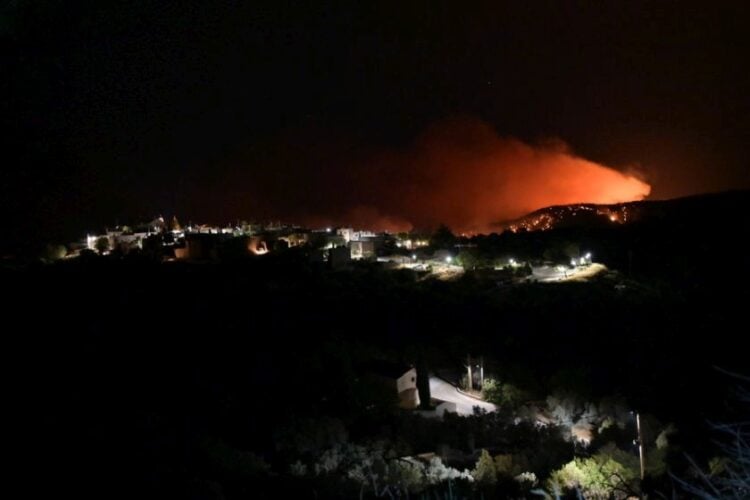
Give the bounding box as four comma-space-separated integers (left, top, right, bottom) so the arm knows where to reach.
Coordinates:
445, 256, 453, 264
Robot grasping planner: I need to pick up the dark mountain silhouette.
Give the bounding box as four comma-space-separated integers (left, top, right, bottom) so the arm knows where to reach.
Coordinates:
503, 190, 750, 233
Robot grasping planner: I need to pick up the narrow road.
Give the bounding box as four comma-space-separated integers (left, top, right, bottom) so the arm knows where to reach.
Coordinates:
531, 263, 605, 282
531, 265, 568, 282
429, 376, 497, 415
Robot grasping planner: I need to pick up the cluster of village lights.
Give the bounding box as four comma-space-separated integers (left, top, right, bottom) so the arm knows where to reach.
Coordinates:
409, 251, 592, 270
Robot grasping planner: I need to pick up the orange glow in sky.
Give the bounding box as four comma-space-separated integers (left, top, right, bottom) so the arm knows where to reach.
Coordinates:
337, 118, 652, 233
223, 117, 652, 234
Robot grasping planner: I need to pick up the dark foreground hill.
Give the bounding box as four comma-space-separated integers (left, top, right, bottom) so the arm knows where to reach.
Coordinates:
4, 191, 749, 499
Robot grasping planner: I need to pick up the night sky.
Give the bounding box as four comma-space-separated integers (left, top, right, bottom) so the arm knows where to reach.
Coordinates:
2, 1, 749, 250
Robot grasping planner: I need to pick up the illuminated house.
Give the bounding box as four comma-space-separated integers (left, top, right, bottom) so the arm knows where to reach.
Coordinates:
350, 240, 375, 259
112, 232, 149, 253
365, 362, 420, 410
279, 232, 309, 247
337, 227, 354, 242
86, 228, 150, 254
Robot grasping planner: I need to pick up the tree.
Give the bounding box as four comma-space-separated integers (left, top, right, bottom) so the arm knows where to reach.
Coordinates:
674, 372, 750, 499
482, 378, 503, 404
494, 454, 528, 478
548, 442, 640, 499
42, 243, 66, 261
482, 377, 527, 407
564, 242, 580, 260
95, 236, 110, 255
457, 249, 479, 270
200, 437, 270, 480
472, 449, 497, 485
500, 382, 527, 407
416, 361, 432, 409
515, 262, 533, 277
431, 224, 456, 249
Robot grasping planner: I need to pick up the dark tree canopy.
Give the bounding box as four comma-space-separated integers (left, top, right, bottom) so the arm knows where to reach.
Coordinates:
431, 224, 456, 250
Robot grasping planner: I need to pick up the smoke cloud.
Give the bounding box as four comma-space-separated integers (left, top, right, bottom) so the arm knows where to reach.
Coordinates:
222, 117, 651, 233
341, 118, 651, 232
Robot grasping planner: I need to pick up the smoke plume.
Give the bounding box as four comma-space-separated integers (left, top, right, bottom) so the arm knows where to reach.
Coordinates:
223, 117, 651, 233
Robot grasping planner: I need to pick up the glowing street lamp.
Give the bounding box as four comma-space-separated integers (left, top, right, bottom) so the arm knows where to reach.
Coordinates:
445, 256, 453, 264
411, 254, 417, 260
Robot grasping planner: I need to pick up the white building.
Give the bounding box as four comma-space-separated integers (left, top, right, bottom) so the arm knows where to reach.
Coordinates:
366, 362, 420, 410
337, 227, 354, 243
350, 240, 375, 259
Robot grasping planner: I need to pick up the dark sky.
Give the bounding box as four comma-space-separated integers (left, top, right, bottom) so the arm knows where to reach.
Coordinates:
2, 1, 749, 250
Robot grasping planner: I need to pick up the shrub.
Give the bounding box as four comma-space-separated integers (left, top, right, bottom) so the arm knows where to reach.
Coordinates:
472, 449, 497, 485
548, 442, 640, 499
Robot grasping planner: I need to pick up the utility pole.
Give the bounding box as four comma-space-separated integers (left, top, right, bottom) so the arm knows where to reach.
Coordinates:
634, 410, 646, 499
466, 355, 473, 391
479, 356, 484, 389
636, 411, 645, 480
